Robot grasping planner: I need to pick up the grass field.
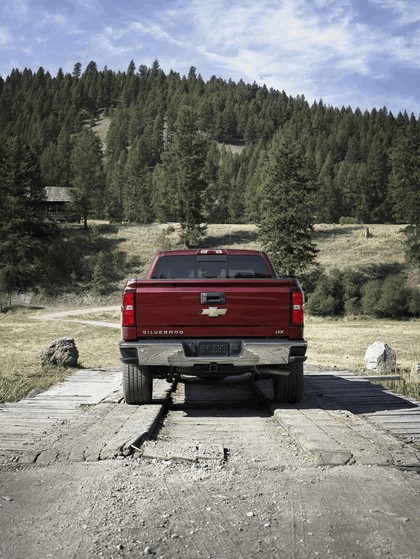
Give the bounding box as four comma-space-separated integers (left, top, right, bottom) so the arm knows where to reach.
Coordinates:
0, 222, 419, 403
313, 223, 407, 272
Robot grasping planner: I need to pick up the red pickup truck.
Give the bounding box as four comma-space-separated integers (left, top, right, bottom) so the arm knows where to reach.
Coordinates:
120, 248, 307, 404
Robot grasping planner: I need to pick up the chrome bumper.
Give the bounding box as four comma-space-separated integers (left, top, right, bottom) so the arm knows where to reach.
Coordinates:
120, 339, 307, 368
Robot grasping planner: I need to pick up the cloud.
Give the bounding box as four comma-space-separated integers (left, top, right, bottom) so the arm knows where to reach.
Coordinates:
160, 1, 360, 99
0, 0, 418, 114
37, 13, 67, 28
0, 26, 13, 48
91, 26, 141, 58
154, 0, 419, 111
130, 20, 189, 49
5, 0, 29, 18
369, 0, 420, 26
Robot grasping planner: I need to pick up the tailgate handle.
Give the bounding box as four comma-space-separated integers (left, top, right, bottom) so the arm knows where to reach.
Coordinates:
201, 292, 226, 304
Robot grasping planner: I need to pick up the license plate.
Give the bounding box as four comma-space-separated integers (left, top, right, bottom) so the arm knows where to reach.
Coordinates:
198, 342, 229, 357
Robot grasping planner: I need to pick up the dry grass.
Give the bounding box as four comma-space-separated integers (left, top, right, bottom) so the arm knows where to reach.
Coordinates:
305, 314, 420, 401
110, 222, 409, 276
305, 315, 419, 372
1, 222, 418, 403
0, 307, 120, 403
91, 114, 111, 148
87, 221, 410, 279
313, 224, 407, 274
96, 222, 261, 280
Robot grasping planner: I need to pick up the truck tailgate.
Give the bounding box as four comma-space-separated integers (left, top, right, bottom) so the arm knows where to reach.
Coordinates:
133, 279, 293, 338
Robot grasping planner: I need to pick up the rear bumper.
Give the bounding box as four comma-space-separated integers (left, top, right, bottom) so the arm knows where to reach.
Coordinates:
119, 338, 307, 369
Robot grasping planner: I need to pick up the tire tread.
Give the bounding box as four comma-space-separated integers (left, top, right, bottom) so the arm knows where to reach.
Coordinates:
272, 362, 304, 403
123, 363, 153, 405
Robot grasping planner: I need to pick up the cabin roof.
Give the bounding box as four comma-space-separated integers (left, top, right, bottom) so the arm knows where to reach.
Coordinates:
45, 186, 72, 203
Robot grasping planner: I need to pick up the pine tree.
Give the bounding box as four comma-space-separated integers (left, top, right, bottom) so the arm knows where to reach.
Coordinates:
259, 131, 317, 276
0, 137, 57, 292
316, 152, 341, 222
151, 163, 178, 222
91, 251, 108, 294
162, 105, 209, 246
106, 159, 126, 222
390, 123, 420, 265
39, 126, 72, 186
124, 138, 153, 223
202, 142, 225, 223
243, 141, 267, 223
70, 127, 105, 228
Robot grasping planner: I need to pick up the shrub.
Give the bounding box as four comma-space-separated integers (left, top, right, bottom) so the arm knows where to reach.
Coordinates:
344, 297, 360, 316
307, 269, 417, 320
299, 263, 325, 297
91, 252, 108, 294
341, 269, 362, 315
408, 287, 420, 317
361, 279, 383, 317
361, 274, 411, 319
378, 275, 409, 319
306, 269, 344, 316
339, 216, 359, 224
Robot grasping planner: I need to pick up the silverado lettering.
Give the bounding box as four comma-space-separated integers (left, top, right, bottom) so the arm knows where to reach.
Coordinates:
120, 248, 307, 405
142, 330, 184, 335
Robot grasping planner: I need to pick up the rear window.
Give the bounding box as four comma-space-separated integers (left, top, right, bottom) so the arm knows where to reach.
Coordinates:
151, 255, 273, 279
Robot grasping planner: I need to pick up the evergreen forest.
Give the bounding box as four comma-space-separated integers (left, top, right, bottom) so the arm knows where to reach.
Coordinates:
0, 60, 419, 317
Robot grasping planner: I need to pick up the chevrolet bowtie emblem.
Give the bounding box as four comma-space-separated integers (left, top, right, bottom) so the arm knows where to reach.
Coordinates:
200, 307, 228, 318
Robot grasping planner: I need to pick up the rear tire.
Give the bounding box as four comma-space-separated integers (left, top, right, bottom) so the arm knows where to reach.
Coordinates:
272, 362, 304, 403
123, 363, 153, 405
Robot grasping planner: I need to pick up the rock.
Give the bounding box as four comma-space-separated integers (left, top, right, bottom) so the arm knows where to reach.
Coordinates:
26, 387, 45, 398
40, 337, 79, 368
364, 341, 396, 372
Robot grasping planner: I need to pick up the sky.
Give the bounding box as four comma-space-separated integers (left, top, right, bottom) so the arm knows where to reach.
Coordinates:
1, 0, 419, 116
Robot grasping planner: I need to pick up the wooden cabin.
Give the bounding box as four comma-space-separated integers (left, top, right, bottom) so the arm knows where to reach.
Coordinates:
44, 187, 79, 222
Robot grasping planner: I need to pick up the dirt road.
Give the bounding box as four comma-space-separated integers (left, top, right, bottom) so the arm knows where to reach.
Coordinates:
1, 368, 420, 559
30, 306, 121, 329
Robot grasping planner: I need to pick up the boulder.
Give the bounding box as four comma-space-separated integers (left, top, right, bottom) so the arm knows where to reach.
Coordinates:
364, 341, 396, 373
40, 337, 79, 368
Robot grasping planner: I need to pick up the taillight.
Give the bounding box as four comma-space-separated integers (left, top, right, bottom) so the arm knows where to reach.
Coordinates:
122, 291, 135, 327
291, 290, 304, 326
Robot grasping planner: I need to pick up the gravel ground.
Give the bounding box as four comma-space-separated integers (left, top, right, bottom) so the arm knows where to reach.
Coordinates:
1, 377, 420, 559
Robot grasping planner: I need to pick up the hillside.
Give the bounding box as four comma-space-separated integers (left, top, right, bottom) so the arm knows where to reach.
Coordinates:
1, 61, 419, 300
313, 223, 407, 273
92, 222, 410, 281
91, 114, 111, 149
1, 61, 419, 230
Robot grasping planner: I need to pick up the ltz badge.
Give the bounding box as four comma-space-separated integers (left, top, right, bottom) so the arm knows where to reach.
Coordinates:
200, 307, 228, 318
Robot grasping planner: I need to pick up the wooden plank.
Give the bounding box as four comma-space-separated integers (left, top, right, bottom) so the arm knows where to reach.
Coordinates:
371, 418, 420, 425
0, 368, 122, 461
